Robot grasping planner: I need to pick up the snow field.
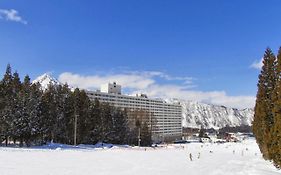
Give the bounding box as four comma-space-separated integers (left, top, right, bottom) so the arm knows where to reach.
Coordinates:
0, 139, 279, 175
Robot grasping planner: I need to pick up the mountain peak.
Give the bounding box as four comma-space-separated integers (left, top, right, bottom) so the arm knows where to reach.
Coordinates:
33, 73, 61, 89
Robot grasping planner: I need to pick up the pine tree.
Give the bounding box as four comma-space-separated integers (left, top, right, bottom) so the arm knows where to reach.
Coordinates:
42, 84, 72, 144
88, 98, 102, 144
41, 83, 58, 142
100, 103, 113, 143
28, 82, 44, 144
269, 47, 281, 167
77, 89, 91, 144
53, 85, 68, 143
0, 78, 5, 143
111, 108, 129, 144
13, 74, 30, 146
270, 110, 281, 167
0, 64, 153, 147
30, 82, 49, 144
253, 48, 277, 159
0, 64, 14, 145
15, 75, 44, 146
60, 84, 75, 144
0, 64, 138, 147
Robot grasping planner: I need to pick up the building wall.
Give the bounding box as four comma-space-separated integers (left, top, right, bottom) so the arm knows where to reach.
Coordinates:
86, 91, 182, 142
100, 82, 121, 94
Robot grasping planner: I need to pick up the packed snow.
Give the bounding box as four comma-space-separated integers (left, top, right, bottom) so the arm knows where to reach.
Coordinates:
0, 138, 279, 175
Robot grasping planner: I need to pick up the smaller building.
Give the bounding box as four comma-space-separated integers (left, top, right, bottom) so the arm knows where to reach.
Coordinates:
100, 82, 121, 94
200, 137, 211, 143
225, 132, 239, 142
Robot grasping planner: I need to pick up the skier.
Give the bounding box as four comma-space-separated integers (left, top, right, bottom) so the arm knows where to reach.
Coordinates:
189, 153, 193, 161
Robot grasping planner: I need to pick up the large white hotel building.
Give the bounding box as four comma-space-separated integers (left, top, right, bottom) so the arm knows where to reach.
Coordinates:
86, 82, 182, 142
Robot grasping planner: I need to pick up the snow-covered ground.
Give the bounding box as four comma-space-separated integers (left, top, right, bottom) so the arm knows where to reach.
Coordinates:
0, 139, 279, 175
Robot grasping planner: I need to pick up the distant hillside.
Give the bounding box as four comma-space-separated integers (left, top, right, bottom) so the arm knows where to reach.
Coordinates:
180, 100, 254, 129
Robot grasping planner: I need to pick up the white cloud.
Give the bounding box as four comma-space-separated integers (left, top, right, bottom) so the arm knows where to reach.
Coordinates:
59, 72, 155, 90
58, 71, 255, 109
250, 58, 263, 70
0, 9, 27, 24
131, 84, 255, 109
123, 70, 193, 83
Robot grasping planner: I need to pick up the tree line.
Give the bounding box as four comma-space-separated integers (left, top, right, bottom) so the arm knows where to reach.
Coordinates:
253, 47, 281, 168
0, 64, 154, 147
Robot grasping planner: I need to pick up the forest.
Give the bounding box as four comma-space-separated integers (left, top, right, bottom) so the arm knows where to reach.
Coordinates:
0, 64, 154, 147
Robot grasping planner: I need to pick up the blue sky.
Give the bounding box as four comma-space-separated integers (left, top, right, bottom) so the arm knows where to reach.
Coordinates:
1, 0, 281, 108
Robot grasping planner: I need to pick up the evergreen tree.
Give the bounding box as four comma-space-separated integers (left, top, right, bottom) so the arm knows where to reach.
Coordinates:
0, 64, 14, 145
88, 98, 102, 144
269, 47, 281, 167
110, 108, 128, 144
253, 48, 277, 159
28, 82, 44, 144
41, 83, 58, 142
19, 76, 45, 146
99, 103, 113, 143
76, 89, 91, 144
42, 84, 73, 144
0, 64, 149, 147
71, 88, 91, 144
13, 75, 30, 146
0, 78, 4, 143
53, 85, 69, 143
60, 84, 75, 144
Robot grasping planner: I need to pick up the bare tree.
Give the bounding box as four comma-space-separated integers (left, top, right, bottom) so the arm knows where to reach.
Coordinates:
127, 109, 157, 146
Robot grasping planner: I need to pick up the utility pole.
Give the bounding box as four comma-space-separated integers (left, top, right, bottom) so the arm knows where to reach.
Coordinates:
138, 127, 141, 147
135, 115, 141, 147
150, 112, 153, 141
74, 114, 77, 145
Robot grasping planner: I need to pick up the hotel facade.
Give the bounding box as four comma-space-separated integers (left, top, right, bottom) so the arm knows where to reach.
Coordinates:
86, 82, 182, 142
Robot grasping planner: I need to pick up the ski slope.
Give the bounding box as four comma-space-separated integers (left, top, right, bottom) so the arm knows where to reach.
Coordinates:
0, 139, 279, 175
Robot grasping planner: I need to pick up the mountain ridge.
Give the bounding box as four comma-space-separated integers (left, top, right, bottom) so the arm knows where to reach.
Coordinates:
179, 100, 254, 129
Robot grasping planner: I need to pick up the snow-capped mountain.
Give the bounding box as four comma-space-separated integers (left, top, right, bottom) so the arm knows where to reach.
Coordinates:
180, 100, 254, 129
32, 73, 62, 90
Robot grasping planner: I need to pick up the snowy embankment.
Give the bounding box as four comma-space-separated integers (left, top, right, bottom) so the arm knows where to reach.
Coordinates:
0, 139, 279, 175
